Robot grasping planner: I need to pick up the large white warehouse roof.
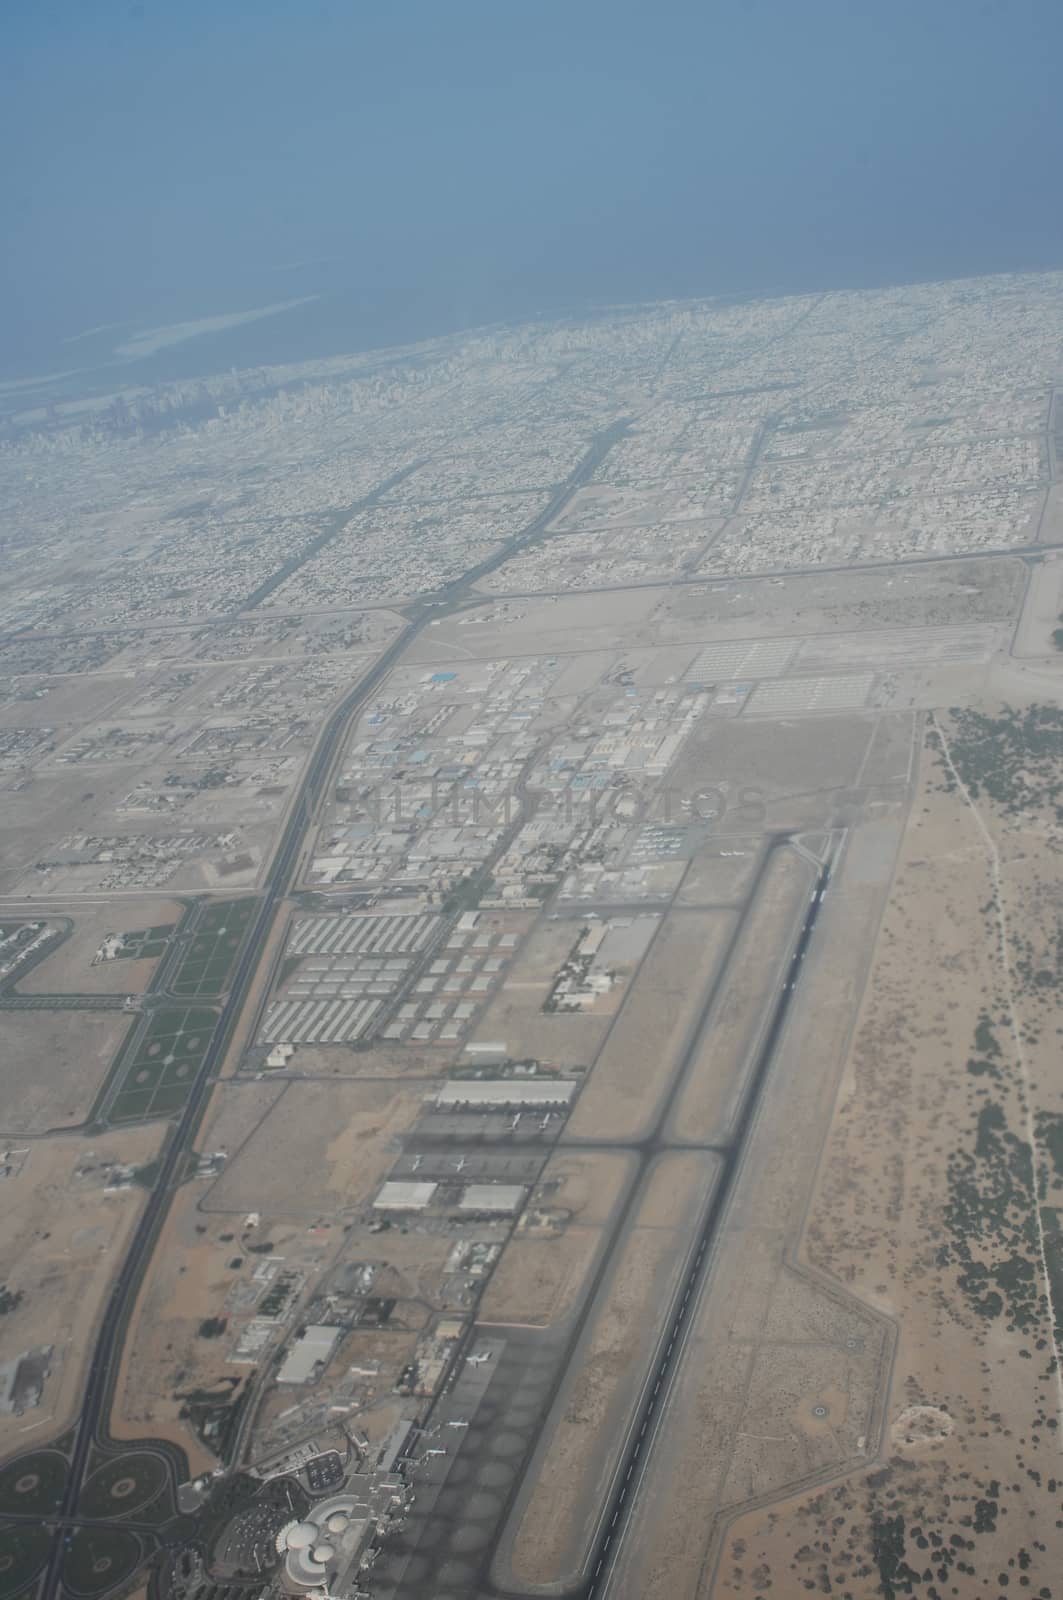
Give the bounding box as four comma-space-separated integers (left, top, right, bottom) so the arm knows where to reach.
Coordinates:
435, 1079, 577, 1107
373, 1180, 438, 1210
458, 1183, 527, 1214
277, 1325, 341, 1385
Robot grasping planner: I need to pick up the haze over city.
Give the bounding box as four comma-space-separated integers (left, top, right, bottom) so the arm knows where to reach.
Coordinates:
4, 6, 1063, 1600
4, 0, 1063, 382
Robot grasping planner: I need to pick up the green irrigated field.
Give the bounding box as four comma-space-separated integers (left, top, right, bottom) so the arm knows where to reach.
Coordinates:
61, 1526, 144, 1598
168, 898, 256, 998
0, 1523, 50, 1600
79, 1450, 170, 1520
0, 1451, 67, 1518
109, 1005, 218, 1123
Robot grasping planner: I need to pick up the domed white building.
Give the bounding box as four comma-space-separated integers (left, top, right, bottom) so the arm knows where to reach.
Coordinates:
282, 1523, 316, 1552
275, 1496, 369, 1592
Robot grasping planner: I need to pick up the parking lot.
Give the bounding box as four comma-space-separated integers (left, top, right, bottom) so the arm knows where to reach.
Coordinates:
745, 671, 874, 715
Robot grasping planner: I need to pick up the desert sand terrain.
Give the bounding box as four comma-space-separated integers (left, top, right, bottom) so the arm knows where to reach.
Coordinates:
0, 1125, 162, 1457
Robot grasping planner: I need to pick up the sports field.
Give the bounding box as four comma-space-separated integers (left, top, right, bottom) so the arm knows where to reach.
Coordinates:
109, 1006, 218, 1123
168, 898, 256, 998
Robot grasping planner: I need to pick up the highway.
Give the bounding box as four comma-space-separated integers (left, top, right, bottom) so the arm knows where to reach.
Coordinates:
236, 459, 426, 614
34, 421, 627, 1600
584, 852, 833, 1600
37, 585, 429, 1599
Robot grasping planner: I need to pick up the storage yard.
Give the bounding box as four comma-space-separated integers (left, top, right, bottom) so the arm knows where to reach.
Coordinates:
260, 911, 442, 1045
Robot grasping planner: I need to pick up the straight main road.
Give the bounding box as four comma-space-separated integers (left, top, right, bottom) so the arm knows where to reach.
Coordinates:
34, 420, 629, 1600
0, 992, 130, 1010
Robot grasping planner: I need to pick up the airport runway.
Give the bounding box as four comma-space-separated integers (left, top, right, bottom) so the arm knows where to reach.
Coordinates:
585, 855, 832, 1600
362, 839, 829, 1600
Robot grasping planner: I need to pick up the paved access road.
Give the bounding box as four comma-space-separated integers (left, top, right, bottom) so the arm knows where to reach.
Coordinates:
33, 423, 628, 1600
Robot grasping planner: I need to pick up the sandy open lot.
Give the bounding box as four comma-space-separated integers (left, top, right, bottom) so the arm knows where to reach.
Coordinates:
263, 1039, 454, 1080
195, 1076, 287, 1160
201, 1078, 427, 1217
669, 711, 874, 836
667, 846, 813, 1145
480, 1151, 635, 1327
113, 1199, 336, 1473
676, 839, 766, 906
565, 908, 737, 1143
113, 1185, 462, 1474
412, 558, 1024, 666
0, 1124, 162, 1458
9, 897, 182, 994
0, 1008, 133, 1132
0, 669, 138, 731
1012, 552, 1063, 658
467, 916, 612, 1067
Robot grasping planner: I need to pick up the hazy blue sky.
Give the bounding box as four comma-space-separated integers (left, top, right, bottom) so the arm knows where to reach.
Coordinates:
4, 0, 1063, 374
